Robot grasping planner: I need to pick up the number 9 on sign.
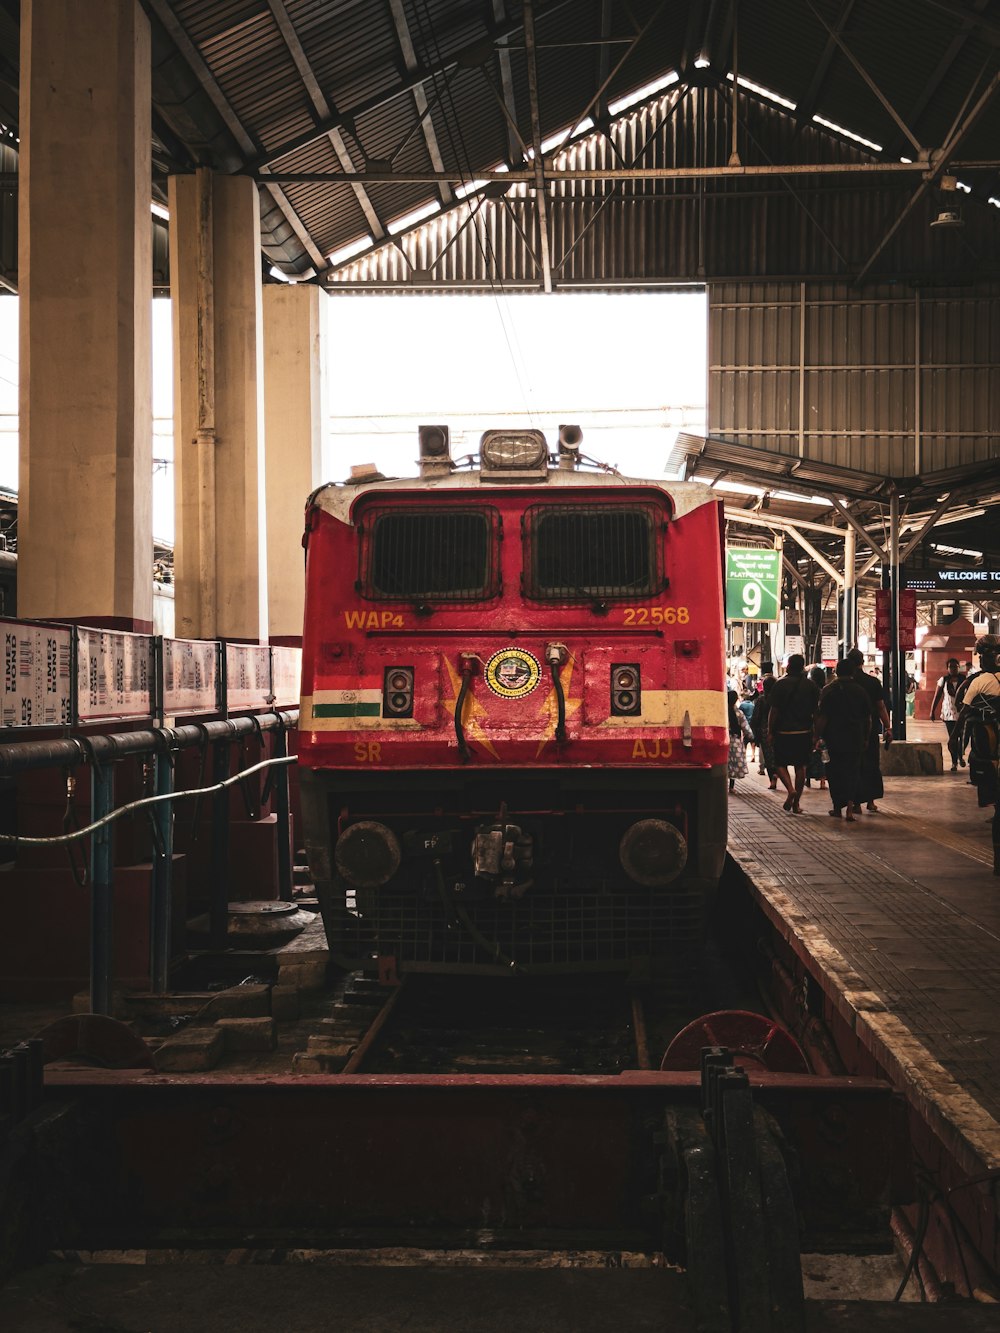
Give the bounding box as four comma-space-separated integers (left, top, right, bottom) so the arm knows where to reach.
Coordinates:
742, 581, 762, 618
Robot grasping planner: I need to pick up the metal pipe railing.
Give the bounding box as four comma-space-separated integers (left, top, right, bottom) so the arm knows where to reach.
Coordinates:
0, 710, 297, 775
0, 709, 298, 1009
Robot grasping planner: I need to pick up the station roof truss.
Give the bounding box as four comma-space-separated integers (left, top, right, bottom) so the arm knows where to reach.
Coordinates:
3, 0, 1000, 291
674, 431, 1000, 600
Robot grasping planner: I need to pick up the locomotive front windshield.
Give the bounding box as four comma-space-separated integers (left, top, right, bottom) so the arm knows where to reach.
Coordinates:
525, 504, 664, 600
361, 506, 499, 601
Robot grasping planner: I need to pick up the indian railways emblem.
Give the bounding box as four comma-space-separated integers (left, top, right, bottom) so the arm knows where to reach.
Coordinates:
484, 647, 542, 700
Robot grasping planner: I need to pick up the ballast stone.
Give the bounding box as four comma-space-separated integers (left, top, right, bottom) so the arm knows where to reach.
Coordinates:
153, 1026, 224, 1072
215, 1017, 277, 1052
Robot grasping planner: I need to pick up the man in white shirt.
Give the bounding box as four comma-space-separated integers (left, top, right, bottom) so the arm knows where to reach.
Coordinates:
930, 657, 966, 770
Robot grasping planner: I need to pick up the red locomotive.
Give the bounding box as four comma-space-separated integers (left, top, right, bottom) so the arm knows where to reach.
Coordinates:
298, 426, 728, 976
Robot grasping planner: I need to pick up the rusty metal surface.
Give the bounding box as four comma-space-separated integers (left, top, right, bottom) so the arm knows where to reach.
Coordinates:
38, 1068, 904, 1254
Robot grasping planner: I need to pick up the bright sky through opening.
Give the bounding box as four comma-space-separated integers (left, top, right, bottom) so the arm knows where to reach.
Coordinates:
0, 289, 706, 544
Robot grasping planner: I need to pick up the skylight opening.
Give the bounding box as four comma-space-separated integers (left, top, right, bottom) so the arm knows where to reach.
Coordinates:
386, 200, 441, 236
538, 117, 596, 156
932, 543, 983, 559
455, 178, 488, 199
607, 70, 679, 117
725, 72, 796, 111
812, 114, 882, 153
328, 234, 375, 266
694, 56, 711, 69
151, 201, 170, 221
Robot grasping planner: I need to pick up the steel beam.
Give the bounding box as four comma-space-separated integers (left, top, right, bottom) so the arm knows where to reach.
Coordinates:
555, 87, 691, 274
900, 494, 953, 563
547, 0, 671, 167
780, 527, 845, 587
249, 0, 577, 173
149, 0, 326, 272
793, 0, 858, 126
728, 512, 845, 585
522, 0, 553, 292
804, 0, 924, 156
262, 159, 998, 184
828, 496, 888, 563
782, 556, 811, 591
724, 508, 852, 541
918, 0, 1000, 42
842, 524, 857, 655
492, 0, 523, 163
856, 67, 1000, 284
387, 0, 455, 209
267, 0, 387, 247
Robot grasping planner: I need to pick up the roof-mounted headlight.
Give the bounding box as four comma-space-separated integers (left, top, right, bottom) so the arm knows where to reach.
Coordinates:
479, 429, 549, 481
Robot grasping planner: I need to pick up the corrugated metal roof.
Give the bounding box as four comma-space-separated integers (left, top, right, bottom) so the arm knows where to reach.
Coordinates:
3, 0, 1000, 287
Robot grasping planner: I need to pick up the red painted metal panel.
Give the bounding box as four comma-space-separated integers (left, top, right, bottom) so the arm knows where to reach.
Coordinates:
41, 1070, 905, 1253
299, 484, 727, 771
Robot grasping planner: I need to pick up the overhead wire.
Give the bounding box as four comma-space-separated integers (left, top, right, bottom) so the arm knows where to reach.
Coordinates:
409, 0, 538, 422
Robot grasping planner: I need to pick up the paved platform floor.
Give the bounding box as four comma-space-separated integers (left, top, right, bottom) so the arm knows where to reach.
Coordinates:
728, 738, 1000, 1173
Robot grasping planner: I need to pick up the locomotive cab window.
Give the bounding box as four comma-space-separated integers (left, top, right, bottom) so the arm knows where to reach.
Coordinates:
359, 506, 500, 602
523, 503, 665, 600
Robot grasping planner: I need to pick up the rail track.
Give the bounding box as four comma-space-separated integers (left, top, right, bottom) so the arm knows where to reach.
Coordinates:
305, 927, 765, 1077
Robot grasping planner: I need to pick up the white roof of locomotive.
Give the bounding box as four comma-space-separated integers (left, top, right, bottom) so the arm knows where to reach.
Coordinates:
311, 467, 721, 524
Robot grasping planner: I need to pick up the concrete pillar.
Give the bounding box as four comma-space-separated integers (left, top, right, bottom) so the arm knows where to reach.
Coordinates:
263, 286, 326, 645
169, 171, 267, 642
18, 0, 152, 629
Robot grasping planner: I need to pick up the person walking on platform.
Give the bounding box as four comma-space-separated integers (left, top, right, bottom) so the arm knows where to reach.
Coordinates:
727, 690, 754, 792
930, 658, 966, 770
846, 647, 891, 813
957, 636, 1000, 875
814, 660, 871, 821
738, 689, 757, 765
750, 675, 779, 788
805, 664, 829, 792
767, 654, 820, 814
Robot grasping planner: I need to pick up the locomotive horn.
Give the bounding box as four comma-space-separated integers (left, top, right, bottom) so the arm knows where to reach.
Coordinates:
418, 424, 453, 477
558, 424, 582, 470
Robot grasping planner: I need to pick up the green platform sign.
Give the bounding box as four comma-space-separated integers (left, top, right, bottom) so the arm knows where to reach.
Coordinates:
726, 547, 781, 622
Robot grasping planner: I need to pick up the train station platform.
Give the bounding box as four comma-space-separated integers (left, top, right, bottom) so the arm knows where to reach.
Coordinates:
728, 745, 1000, 1189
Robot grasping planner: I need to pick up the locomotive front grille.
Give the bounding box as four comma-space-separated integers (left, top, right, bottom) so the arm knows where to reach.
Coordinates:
359, 504, 501, 602
523, 503, 666, 602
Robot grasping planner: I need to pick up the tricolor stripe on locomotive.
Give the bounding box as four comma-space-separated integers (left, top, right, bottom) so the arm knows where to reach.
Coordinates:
298, 426, 728, 976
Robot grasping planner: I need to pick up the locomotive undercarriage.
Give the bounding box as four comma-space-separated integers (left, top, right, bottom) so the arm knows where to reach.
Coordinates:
301, 766, 728, 975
